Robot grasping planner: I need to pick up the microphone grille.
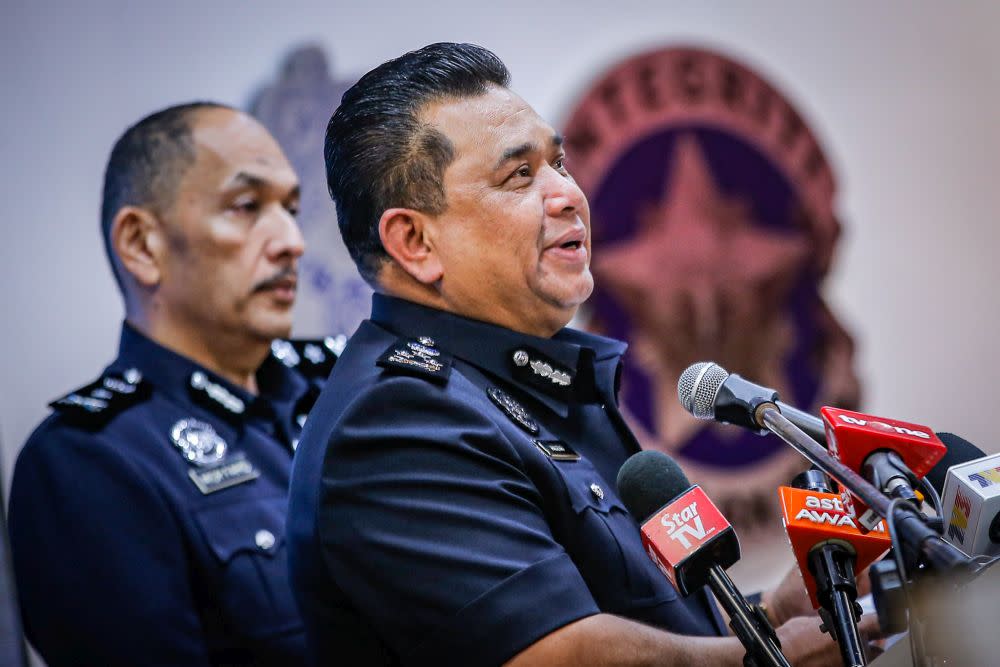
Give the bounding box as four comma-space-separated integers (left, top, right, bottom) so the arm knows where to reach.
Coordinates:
677, 362, 729, 419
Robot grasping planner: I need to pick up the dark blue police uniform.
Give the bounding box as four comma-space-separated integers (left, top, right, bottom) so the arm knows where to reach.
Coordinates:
9, 323, 339, 666
288, 294, 725, 666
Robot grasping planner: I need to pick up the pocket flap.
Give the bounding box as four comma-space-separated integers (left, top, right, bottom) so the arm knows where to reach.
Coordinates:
194, 496, 286, 563
548, 458, 624, 515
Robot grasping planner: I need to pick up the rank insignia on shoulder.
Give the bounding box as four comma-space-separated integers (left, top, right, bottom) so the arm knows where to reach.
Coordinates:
50, 368, 151, 428
279, 336, 343, 380
187, 451, 260, 494
170, 418, 228, 466
377, 337, 452, 384
487, 387, 540, 435
534, 438, 580, 461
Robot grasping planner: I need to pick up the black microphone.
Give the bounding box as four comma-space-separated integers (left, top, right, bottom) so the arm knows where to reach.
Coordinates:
617, 450, 791, 667
677, 361, 826, 443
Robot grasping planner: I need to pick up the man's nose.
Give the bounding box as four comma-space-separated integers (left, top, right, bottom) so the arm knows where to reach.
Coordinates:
543, 167, 586, 218
267, 206, 306, 259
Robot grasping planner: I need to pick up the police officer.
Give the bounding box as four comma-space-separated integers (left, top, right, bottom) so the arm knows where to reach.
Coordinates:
287, 44, 879, 667
9, 102, 338, 666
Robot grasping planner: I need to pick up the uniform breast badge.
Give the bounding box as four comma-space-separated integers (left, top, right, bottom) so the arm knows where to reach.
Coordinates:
487, 387, 540, 435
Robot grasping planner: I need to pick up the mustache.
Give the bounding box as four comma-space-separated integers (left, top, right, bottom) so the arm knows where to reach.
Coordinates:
252, 266, 298, 293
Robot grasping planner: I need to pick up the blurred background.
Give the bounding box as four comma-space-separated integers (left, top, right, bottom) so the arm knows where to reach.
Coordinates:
2, 0, 999, 634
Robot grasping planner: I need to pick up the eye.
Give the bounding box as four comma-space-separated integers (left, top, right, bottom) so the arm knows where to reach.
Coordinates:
284, 202, 300, 217
515, 164, 532, 178
230, 197, 260, 215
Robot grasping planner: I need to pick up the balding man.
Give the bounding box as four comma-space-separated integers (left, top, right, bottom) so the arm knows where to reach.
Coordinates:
9, 102, 335, 666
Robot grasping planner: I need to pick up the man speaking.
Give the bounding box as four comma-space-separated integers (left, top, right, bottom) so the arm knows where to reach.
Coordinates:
288, 43, 855, 666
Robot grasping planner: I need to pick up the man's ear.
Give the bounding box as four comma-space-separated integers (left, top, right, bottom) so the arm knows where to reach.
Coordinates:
379, 207, 444, 285
110, 206, 165, 288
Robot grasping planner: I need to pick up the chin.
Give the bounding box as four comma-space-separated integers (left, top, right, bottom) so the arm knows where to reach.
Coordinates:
249, 313, 295, 342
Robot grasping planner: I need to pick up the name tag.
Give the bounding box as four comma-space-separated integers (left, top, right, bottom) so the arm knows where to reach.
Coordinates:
188, 452, 260, 494
534, 439, 581, 461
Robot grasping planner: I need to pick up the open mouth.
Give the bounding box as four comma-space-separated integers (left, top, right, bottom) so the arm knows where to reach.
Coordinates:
559, 240, 583, 250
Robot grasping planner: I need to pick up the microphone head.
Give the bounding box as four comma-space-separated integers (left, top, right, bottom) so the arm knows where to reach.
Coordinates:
616, 450, 692, 523
928, 432, 988, 494
677, 362, 730, 420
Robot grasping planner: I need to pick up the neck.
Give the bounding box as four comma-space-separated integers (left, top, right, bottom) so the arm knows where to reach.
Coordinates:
377, 268, 569, 339
127, 310, 268, 394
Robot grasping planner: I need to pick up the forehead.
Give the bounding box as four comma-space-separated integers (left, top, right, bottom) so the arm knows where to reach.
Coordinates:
184, 108, 297, 189
423, 87, 557, 171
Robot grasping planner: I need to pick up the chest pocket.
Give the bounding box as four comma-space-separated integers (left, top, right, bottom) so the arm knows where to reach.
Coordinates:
547, 456, 678, 609
193, 496, 302, 640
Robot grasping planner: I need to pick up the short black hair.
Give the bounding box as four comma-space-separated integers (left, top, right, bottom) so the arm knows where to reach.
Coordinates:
100, 101, 233, 291
324, 42, 510, 284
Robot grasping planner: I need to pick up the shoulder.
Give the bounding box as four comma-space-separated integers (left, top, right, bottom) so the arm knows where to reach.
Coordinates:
270, 336, 343, 382
46, 368, 152, 431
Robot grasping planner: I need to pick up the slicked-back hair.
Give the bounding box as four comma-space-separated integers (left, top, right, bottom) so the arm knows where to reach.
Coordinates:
325, 42, 510, 285
100, 101, 233, 292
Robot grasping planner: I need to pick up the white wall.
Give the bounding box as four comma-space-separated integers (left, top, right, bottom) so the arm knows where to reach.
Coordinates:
3, 0, 999, 522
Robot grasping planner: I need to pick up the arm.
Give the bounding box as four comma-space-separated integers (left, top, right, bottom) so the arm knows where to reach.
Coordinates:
505, 614, 744, 667
8, 425, 212, 666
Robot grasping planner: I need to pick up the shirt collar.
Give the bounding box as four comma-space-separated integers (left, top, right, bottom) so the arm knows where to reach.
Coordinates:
370, 294, 627, 417
113, 322, 308, 425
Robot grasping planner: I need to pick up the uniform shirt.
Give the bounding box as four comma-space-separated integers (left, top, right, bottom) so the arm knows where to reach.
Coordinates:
288, 294, 725, 666
9, 323, 338, 666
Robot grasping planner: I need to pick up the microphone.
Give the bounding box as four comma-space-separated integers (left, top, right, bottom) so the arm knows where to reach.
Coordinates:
821, 408, 947, 532
617, 450, 791, 667
931, 433, 1000, 557
677, 361, 971, 577
677, 362, 826, 444
780, 472, 891, 666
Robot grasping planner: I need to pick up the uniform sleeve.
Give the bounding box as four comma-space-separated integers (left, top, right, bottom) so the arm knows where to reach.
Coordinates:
315, 376, 600, 666
8, 423, 213, 666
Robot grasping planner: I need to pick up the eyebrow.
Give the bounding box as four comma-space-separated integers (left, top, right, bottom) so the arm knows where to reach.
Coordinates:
494, 133, 565, 171
224, 171, 300, 199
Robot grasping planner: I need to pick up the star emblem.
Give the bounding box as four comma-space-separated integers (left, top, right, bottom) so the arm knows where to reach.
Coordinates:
593, 134, 808, 446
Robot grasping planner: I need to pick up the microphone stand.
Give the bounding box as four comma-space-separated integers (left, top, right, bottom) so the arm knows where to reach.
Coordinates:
705, 565, 790, 667
809, 544, 867, 667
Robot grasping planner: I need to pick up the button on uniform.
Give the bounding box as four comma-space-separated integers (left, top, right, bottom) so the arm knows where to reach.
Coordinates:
256, 529, 276, 551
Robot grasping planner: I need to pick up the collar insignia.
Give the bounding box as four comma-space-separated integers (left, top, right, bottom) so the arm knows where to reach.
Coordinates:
487, 387, 540, 435
509, 347, 576, 401
189, 371, 246, 416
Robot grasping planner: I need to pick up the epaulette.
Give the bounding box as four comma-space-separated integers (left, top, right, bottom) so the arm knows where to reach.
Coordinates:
49, 368, 152, 429
270, 336, 345, 380
376, 335, 452, 384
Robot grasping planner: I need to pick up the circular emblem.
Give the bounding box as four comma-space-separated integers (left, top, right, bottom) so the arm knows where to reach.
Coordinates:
487, 387, 540, 435
563, 46, 860, 531
170, 419, 228, 467
512, 350, 530, 367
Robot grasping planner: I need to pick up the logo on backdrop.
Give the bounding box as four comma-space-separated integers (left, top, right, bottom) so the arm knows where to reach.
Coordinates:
250, 45, 371, 339
563, 46, 860, 532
